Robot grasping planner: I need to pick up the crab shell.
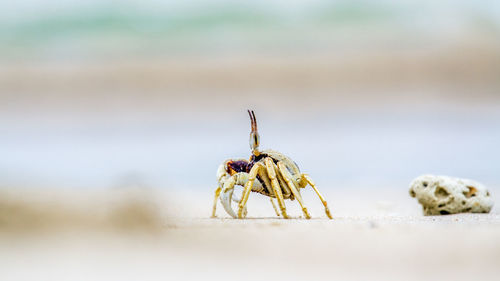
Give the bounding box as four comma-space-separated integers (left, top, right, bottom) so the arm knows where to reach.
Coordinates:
216, 150, 305, 218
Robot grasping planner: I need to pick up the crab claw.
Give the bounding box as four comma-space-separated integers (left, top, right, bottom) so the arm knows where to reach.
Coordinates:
221, 186, 236, 218
232, 194, 248, 218
221, 187, 247, 218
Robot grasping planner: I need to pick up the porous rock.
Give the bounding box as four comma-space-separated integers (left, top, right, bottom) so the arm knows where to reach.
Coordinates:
409, 175, 493, 215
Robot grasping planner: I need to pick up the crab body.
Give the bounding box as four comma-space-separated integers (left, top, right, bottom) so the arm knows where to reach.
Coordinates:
248, 150, 301, 199
211, 111, 333, 219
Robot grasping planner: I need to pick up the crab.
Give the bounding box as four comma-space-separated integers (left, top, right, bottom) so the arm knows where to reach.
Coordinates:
211, 110, 333, 219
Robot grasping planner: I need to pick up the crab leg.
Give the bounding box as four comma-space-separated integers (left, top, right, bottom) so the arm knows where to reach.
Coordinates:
269, 198, 280, 217
265, 157, 289, 219
254, 168, 280, 216
278, 162, 311, 219
302, 174, 333, 219
211, 186, 222, 218
257, 169, 273, 197
276, 166, 291, 199
238, 162, 266, 218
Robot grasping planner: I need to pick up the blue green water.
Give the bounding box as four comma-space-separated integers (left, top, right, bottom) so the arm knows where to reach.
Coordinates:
1, 1, 499, 59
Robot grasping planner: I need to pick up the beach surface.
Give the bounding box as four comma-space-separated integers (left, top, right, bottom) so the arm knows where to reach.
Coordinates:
1, 187, 499, 281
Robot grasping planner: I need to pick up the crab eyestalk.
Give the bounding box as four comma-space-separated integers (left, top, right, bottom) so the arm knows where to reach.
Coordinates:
248, 110, 260, 156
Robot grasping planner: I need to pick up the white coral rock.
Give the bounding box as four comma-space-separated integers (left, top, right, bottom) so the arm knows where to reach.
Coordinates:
409, 175, 493, 215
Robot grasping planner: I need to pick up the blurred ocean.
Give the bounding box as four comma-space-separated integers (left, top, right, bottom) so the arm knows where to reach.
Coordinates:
1, 0, 500, 60
1, 0, 499, 190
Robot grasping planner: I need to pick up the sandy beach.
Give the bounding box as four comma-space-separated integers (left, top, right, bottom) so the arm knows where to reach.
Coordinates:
1, 187, 499, 281
2, 2, 500, 280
